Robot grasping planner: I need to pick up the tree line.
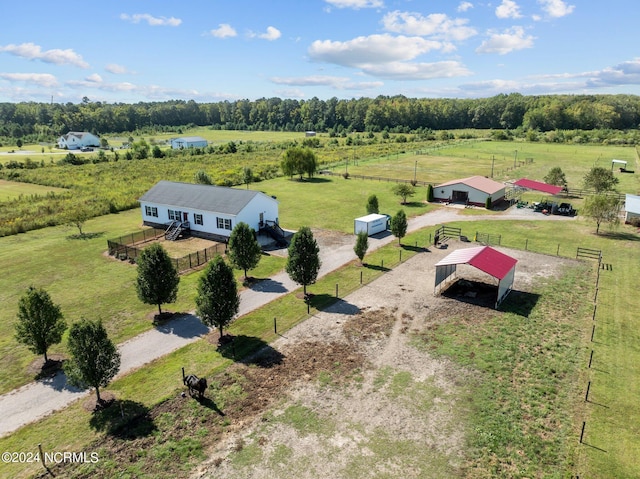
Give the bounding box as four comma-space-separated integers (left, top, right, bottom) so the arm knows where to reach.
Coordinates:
2, 93, 640, 145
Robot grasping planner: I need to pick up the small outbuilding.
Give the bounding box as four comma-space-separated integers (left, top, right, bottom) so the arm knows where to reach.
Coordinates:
57, 131, 100, 150
139, 181, 279, 241
434, 246, 517, 309
513, 178, 564, 195
170, 136, 208, 149
433, 176, 505, 207
624, 194, 640, 224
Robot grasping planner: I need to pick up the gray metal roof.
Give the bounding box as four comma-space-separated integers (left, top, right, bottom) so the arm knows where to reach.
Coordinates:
172, 136, 207, 142
139, 181, 269, 215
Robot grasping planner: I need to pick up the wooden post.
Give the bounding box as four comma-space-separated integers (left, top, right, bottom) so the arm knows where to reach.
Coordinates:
525, 238, 528, 251
274, 317, 277, 334
182, 367, 185, 382
588, 350, 594, 368
360, 270, 363, 284
557, 244, 560, 256
585, 381, 591, 402
38, 443, 46, 469
591, 324, 595, 342
335, 283, 338, 298
579, 421, 586, 443
399, 250, 402, 262
381, 259, 384, 269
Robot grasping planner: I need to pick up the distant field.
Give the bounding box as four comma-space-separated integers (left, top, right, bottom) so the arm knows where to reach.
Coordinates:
0, 179, 67, 201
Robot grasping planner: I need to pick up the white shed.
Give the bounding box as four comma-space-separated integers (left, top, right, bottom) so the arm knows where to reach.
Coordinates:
57, 131, 100, 150
434, 176, 505, 207
624, 194, 640, 224
139, 181, 279, 240
170, 136, 208, 149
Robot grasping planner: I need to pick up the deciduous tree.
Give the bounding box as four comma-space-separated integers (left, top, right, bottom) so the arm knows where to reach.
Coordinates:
544, 167, 568, 187
286, 226, 321, 295
65, 318, 121, 404
392, 183, 415, 205
582, 194, 621, 234
390, 209, 408, 245
583, 166, 619, 193
228, 222, 262, 280
195, 256, 240, 339
15, 286, 67, 364
135, 243, 180, 315
281, 147, 317, 180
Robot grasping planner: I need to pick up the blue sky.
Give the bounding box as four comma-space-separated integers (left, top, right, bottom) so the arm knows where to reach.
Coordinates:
1, 0, 639, 103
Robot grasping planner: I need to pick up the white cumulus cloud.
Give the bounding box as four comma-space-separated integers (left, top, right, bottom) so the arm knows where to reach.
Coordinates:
259, 26, 282, 41
209, 24, 237, 38
324, 0, 384, 9
105, 64, 131, 74
382, 11, 477, 41
476, 26, 535, 54
0, 72, 59, 87
457, 2, 473, 12
0, 43, 88, 68
538, 0, 575, 18
496, 0, 523, 19
120, 13, 182, 27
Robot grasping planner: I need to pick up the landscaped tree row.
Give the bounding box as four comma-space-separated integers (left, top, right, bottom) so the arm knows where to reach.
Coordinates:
3, 93, 640, 144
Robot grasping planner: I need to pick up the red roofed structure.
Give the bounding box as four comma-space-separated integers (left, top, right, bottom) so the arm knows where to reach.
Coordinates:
434, 246, 517, 308
514, 178, 563, 195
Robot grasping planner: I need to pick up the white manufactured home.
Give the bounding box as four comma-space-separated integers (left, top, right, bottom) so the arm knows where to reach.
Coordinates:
57, 131, 101, 150
170, 136, 208, 149
139, 181, 279, 240
433, 176, 505, 207
624, 194, 640, 224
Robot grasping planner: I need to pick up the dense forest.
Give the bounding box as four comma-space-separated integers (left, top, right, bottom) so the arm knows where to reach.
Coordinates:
2, 93, 640, 145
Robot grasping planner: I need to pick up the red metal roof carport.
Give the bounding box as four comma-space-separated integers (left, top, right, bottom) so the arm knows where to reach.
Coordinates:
514, 178, 563, 195
434, 246, 517, 308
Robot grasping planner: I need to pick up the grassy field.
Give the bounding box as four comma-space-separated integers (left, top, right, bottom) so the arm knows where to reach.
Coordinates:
0, 179, 68, 201
1, 218, 639, 478
1, 136, 639, 477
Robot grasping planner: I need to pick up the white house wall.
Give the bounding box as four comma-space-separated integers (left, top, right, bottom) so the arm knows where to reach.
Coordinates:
140, 194, 278, 238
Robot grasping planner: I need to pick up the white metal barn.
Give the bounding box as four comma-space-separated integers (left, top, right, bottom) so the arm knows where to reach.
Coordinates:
434, 246, 517, 309
57, 131, 100, 150
139, 181, 279, 240
624, 194, 640, 224
170, 136, 208, 149
433, 176, 505, 207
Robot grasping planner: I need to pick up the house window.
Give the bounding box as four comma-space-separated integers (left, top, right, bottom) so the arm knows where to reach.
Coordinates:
216, 217, 232, 230
145, 206, 158, 217
194, 214, 203, 225
168, 209, 182, 221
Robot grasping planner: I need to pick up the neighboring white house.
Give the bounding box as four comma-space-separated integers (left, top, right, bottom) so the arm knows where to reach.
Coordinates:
139, 181, 279, 240
57, 131, 100, 150
624, 194, 640, 224
433, 176, 506, 207
170, 136, 208, 149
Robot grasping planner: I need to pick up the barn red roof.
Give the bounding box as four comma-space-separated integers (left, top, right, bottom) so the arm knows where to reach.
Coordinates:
514, 178, 563, 195
435, 246, 517, 280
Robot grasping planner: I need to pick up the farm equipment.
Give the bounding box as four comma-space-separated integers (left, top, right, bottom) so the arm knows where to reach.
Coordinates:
555, 202, 576, 216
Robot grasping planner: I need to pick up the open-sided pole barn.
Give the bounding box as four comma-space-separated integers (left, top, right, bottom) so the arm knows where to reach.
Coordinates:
434, 246, 517, 309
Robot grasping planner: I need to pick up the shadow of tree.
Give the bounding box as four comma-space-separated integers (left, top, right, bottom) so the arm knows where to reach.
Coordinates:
364, 263, 391, 272
217, 335, 285, 367
89, 399, 157, 439
66, 232, 105, 240
598, 231, 640, 242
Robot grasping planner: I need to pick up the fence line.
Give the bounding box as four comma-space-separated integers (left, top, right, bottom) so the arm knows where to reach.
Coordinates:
107, 229, 226, 274
319, 169, 430, 186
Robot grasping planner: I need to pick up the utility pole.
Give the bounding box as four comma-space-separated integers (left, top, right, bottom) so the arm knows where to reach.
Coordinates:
491, 155, 495, 178
514, 149, 518, 168
414, 160, 417, 182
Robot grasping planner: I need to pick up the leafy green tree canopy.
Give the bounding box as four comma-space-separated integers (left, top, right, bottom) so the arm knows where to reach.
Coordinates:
582, 194, 621, 234
135, 243, 180, 315
228, 222, 262, 279
354, 231, 369, 264
366, 194, 379, 214
285, 226, 321, 295
392, 183, 415, 205
64, 318, 121, 404
544, 167, 568, 187
195, 256, 240, 338
390, 209, 408, 245
583, 166, 619, 193
281, 147, 318, 180
15, 286, 67, 363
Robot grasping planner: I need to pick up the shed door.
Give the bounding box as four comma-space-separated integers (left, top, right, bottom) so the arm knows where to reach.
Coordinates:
452, 190, 468, 202
183, 212, 189, 222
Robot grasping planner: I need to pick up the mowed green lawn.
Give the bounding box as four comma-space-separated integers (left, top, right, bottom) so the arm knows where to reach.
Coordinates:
0, 179, 68, 201
333, 140, 640, 193
0, 209, 286, 394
